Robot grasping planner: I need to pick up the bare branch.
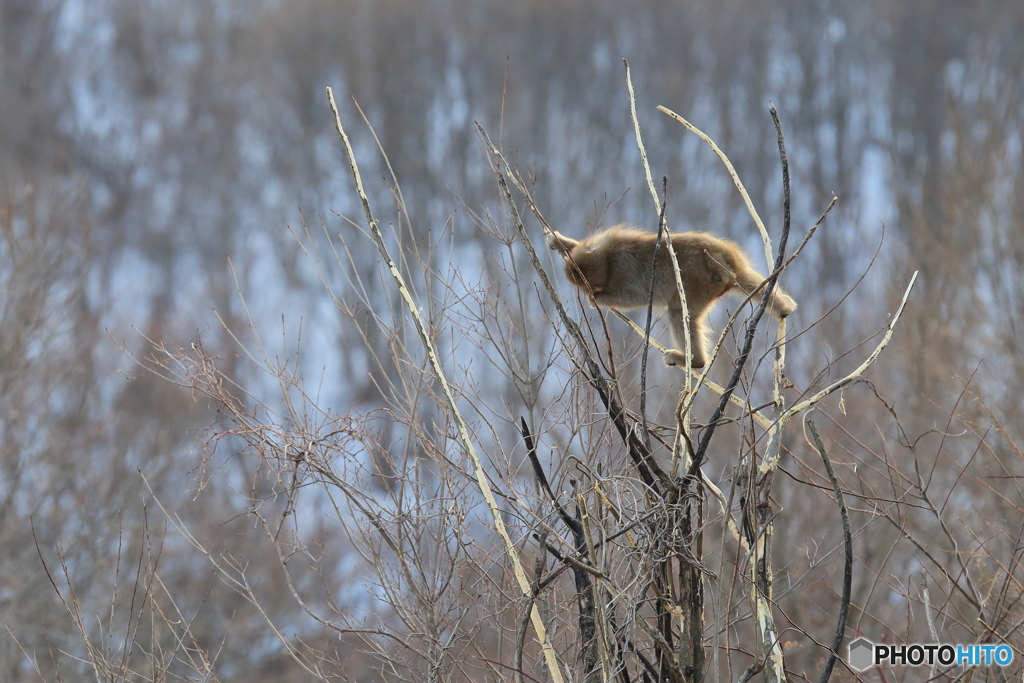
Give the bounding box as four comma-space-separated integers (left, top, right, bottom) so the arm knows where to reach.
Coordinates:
328, 87, 567, 683
657, 105, 774, 268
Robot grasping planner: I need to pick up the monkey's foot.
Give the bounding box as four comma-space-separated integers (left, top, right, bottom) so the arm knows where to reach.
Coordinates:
663, 350, 705, 369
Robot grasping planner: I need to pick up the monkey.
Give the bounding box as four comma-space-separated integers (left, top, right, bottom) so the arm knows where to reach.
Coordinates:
547, 224, 796, 369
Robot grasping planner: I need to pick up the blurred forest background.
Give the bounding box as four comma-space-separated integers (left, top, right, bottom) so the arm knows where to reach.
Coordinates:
3, 0, 1024, 680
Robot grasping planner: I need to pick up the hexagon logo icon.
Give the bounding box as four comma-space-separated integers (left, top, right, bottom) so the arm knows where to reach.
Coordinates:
849, 637, 874, 671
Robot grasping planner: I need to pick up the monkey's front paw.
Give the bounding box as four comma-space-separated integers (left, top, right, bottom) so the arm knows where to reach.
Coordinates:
546, 230, 577, 253
545, 231, 564, 252
663, 350, 705, 369
775, 294, 797, 318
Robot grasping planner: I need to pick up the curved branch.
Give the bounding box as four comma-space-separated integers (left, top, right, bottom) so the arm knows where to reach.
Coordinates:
808, 420, 852, 683
777, 272, 919, 428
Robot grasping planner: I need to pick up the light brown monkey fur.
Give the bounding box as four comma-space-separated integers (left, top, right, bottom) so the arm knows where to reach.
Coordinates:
547, 224, 796, 368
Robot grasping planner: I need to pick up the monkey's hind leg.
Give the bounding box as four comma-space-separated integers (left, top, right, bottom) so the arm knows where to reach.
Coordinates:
663, 302, 709, 369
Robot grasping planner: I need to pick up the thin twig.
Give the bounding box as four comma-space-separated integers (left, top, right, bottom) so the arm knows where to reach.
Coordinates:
640, 179, 669, 449
625, 60, 661, 213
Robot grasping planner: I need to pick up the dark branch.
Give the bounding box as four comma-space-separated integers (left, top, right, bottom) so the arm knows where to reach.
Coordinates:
809, 420, 853, 683
521, 417, 583, 537
690, 104, 794, 472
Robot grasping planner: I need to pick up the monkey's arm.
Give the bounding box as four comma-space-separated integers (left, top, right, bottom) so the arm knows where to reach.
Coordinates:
546, 231, 579, 254
732, 269, 797, 318
710, 246, 797, 319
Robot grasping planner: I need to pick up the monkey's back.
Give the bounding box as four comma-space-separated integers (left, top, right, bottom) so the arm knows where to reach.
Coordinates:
584, 225, 744, 309
581, 225, 661, 307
